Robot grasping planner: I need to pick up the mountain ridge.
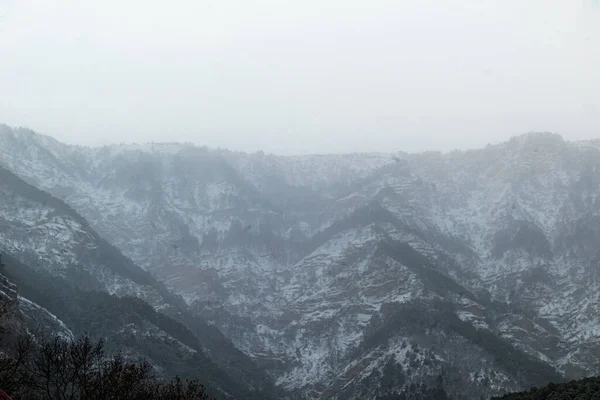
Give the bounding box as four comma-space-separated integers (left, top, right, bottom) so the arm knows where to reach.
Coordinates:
0, 161, 276, 399
4, 124, 595, 157
2, 124, 600, 399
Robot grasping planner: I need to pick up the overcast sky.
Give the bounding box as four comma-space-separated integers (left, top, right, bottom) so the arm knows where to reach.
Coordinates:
0, 0, 599, 154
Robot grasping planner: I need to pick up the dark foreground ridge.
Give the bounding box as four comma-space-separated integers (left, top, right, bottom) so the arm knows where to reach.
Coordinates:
493, 376, 600, 400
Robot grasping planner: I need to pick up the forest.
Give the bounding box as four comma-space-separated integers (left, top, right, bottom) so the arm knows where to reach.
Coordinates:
493, 377, 600, 400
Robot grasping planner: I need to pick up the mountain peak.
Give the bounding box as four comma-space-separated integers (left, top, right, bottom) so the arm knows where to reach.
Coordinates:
509, 131, 566, 147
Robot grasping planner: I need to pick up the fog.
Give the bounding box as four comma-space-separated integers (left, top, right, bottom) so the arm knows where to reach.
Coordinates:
0, 0, 599, 154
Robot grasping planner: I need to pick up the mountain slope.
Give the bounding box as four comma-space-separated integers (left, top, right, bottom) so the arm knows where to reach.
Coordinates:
2, 125, 600, 398
1, 253, 264, 399
0, 161, 275, 399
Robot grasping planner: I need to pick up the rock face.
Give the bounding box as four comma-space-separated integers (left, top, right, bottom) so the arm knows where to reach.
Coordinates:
2, 124, 600, 398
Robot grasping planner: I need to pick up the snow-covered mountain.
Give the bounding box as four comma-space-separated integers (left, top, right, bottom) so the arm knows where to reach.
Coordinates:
0, 161, 275, 399
2, 124, 600, 399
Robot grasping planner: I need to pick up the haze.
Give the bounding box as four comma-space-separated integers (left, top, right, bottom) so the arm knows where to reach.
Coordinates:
0, 0, 599, 155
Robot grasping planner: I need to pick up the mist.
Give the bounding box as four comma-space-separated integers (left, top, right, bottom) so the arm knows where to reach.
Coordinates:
0, 0, 599, 154
3, 3, 600, 398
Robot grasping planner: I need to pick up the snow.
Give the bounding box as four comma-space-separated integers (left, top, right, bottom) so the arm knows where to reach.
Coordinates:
117, 321, 197, 354
18, 296, 74, 340
456, 310, 489, 330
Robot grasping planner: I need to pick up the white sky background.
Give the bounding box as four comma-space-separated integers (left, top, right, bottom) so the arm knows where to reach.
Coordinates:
0, 0, 599, 154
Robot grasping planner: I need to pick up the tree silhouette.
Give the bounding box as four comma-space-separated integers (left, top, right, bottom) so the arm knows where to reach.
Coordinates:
1, 333, 214, 400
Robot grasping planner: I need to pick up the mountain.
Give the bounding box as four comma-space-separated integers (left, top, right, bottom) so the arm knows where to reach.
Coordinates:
0, 161, 275, 399
2, 124, 600, 398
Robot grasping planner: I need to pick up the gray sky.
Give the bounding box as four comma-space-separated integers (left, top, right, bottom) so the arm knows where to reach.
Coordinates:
0, 0, 599, 154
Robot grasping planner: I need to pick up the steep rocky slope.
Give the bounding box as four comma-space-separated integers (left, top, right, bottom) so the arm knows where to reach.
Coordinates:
1, 257, 73, 349
0, 162, 275, 399
0, 253, 266, 399
2, 124, 600, 398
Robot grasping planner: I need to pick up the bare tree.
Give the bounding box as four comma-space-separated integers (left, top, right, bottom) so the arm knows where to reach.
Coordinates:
0, 334, 36, 396
2, 333, 214, 400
